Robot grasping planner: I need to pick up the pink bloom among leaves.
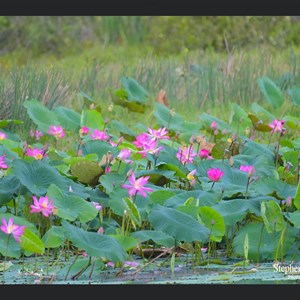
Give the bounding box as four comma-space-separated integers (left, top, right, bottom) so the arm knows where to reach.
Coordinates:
48, 125, 65, 139
0, 155, 8, 169
0, 131, 7, 140
199, 148, 210, 159
176, 145, 197, 165
239, 165, 256, 177
268, 119, 285, 134
26, 147, 45, 160
91, 201, 102, 212
132, 132, 151, 149
0, 217, 26, 243
122, 172, 154, 198
207, 168, 224, 182
147, 127, 170, 141
106, 261, 115, 268
79, 126, 90, 136
117, 148, 132, 160
90, 129, 109, 141
138, 139, 164, 158
124, 261, 140, 268
30, 195, 55, 217
30, 129, 44, 141
210, 121, 218, 129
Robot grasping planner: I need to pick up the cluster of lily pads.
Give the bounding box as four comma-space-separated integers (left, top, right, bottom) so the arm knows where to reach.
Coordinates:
1, 75, 300, 282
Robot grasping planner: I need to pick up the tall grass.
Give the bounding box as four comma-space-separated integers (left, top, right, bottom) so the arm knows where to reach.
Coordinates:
1, 46, 300, 136
0, 64, 72, 133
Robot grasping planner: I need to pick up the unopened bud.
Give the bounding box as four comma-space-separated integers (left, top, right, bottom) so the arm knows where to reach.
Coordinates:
108, 103, 113, 112
286, 196, 293, 207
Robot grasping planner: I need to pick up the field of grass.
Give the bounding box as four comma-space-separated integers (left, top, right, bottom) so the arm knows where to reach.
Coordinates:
1, 43, 300, 137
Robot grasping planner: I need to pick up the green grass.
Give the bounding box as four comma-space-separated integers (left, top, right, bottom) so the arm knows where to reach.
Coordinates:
1, 44, 300, 136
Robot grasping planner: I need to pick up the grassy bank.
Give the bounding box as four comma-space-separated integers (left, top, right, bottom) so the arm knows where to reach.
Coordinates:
1, 44, 300, 136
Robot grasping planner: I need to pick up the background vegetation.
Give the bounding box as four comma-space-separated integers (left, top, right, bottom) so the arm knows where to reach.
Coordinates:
1, 16, 300, 135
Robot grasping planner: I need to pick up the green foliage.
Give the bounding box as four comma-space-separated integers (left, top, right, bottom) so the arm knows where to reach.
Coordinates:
148, 204, 210, 243
62, 220, 127, 263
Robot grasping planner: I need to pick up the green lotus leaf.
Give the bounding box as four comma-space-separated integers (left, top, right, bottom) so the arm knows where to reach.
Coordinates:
47, 184, 98, 223
62, 220, 127, 263
148, 204, 210, 243
131, 230, 175, 248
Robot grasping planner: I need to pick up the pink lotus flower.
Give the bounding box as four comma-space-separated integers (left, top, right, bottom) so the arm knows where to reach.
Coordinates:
106, 261, 115, 268
199, 148, 210, 159
240, 165, 256, 179
30, 195, 55, 217
117, 148, 132, 161
122, 172, 154, 198
124, 261, 140, 268
147, 127, 170, 141
91, 201, 102, 211
138, 139, 164, 158
269, 119, 285, 134
26, 147, 45, 160
0, 131, 7, 140
210, 121, 218, 129
239, 165, 256, 175
90, 129, 109, 141
97, 227, 105, 234
132, 132, 151, 149
48, 125, 65, 139
30, 129, 44, 141
0, 155, 8, 169
207, 168, 224, 182
187, 169, 197, 186
110, 141, 118, 147
79, 126, 90, 136
105, 165, 111, 174
0, 217, 26, 243
176, 145, 197, 165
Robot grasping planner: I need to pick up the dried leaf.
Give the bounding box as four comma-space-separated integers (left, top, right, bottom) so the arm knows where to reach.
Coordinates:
156, 89, 170, 108
195, 135, 215, 152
